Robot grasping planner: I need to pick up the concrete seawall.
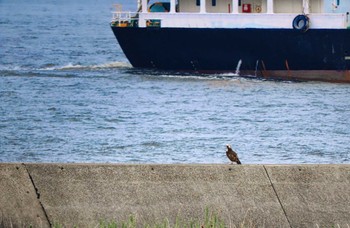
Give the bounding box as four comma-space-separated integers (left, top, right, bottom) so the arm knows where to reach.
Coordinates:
1, 163, 349, 227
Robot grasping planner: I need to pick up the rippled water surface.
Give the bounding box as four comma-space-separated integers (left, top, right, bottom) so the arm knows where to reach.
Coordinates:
1, 0, 350, 164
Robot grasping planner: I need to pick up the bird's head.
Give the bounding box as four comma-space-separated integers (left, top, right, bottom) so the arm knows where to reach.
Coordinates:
226, 144, 231, 149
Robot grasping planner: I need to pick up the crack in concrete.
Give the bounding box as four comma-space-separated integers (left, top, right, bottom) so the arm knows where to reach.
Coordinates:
263, 165, 292, 228
22, 163, 52, 227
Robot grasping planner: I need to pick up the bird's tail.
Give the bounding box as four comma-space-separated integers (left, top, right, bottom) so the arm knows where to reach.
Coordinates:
237, 159, 242, 165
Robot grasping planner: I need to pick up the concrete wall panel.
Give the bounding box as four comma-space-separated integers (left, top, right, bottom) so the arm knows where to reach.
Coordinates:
2, 163, 349, 227
265, 165, 350, 228
26, 164, 289, 227
0, 163, 50, 228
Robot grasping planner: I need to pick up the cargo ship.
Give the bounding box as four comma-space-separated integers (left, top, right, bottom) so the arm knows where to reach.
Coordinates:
111, 0, 350, 82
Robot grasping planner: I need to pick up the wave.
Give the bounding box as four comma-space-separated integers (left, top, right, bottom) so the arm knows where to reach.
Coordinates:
123, 68, 251, 82
41, 61, 132, 70
0, 61, 132, 73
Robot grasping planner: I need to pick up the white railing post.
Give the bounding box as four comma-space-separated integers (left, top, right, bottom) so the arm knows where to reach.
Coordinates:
232, 0, 238, 14
170, 0, 176, 13
137, 0, 141, 11
142, 0, 148, 13
303, 0, 310, 14
200, 0, 206, 13
267, 0, 273, 14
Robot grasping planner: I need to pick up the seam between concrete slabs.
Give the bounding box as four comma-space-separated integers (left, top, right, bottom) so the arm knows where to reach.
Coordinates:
263, 165, 292, 228
22, 163, 52, 227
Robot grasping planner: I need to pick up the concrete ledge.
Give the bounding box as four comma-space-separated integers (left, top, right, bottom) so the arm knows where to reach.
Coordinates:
25, 164, 289, 227
1, 163, 350, 227
265, 165, 350, 228
0, 163, 50, 228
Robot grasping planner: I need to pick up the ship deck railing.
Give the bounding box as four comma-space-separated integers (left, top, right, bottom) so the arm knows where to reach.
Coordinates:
111, 11, 350, 29
111, 11, 139, 27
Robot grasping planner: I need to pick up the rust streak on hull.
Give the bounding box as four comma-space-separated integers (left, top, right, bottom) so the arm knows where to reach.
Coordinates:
241, 70, 350, 83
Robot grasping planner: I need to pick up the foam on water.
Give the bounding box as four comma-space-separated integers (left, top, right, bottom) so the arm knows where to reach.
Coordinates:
0, 62, 131, 72
52, 62, 132, 70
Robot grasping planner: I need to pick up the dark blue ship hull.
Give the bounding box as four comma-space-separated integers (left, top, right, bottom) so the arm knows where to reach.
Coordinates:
111, 27, 350, 82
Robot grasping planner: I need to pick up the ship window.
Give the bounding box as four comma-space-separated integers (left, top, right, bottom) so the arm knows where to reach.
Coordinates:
212, 0, 216, 6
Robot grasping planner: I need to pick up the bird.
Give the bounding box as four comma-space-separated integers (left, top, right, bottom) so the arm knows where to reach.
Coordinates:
226, 144, 241, 164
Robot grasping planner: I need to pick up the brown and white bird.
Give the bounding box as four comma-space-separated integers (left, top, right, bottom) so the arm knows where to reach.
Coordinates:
226, 144, 241, 164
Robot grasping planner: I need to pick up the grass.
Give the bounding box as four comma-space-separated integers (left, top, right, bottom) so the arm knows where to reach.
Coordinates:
95, 208, 254, 228
2, 208, 255, 228
97, 209, 224, 228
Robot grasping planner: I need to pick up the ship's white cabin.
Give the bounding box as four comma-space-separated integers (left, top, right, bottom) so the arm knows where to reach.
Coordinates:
112, 0, 350, 29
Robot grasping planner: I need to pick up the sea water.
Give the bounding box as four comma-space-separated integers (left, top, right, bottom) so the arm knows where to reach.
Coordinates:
1, 0, 350, 164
